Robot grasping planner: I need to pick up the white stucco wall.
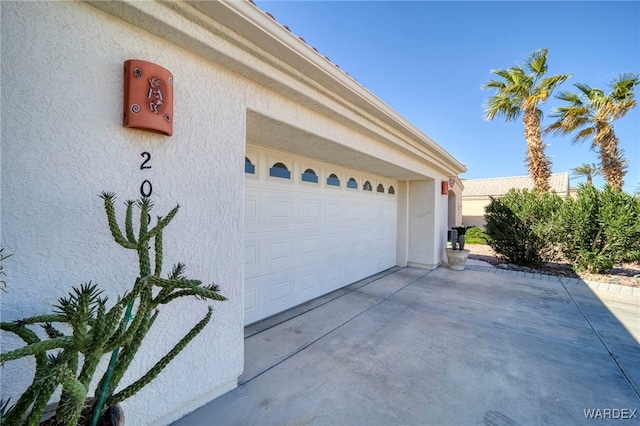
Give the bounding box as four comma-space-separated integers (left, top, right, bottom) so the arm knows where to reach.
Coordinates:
1, 2, 245, 424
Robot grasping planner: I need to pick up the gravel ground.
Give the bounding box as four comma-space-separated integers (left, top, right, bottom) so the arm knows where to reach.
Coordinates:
465, 244, 640, 288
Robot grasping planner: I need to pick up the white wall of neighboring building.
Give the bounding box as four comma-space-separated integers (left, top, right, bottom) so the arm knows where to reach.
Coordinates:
1, 1, 465, 424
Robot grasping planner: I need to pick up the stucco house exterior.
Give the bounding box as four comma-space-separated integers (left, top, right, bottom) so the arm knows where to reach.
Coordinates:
461, 173, 570, 227
1, 1, 466, 423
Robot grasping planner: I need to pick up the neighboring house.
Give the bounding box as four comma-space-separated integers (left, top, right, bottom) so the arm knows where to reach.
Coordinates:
1, 1, 465, 424
461, 173, 570, 227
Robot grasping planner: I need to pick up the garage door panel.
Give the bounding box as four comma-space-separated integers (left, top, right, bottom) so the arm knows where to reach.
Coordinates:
267, 199, 294, 223
300, 200, 321, 220
267, 239, 294, 264
324, 266, 341, 290
268, 278, 294, 305
244, 198, 258, 223
325, 202, 343, 221
300, 237, 321, 257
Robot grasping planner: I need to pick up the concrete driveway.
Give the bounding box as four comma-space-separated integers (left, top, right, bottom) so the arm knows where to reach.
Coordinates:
172, 266, 640, 425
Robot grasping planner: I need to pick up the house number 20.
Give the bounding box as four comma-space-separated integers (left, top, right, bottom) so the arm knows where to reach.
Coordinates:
140, 151, 152, 198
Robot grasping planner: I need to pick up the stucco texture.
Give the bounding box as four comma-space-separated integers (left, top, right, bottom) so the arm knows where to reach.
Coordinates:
1, 2, 244, 424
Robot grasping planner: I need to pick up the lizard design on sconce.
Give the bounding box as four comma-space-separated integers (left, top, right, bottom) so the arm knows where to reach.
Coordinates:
147, 77, 164, 113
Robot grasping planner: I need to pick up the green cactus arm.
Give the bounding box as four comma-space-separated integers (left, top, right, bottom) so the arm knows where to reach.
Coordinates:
125, 200, 137, 244
138, 246, 151, 279
154, 216, 163, 277
2, 321, 41, 345
146, 275, 201, 288
100, 192, 136, 250
106, 298, 154, 351
20, 375, 60, 426
87, 301, 108, 348
168, 263, 187, 280
159, 288, 227, 305
53, 367, 88, 426
137, 198, 151, 240
42, 322, 65, 339
0, 336, 73, 363
99, 284, 145, 347
1, 375, 56, 426
77, 350, 105, 390
138, 205, 179, 248
148, 276, 227, 302
2, 313, 66, 329
147, 275, 227, 304
107, 307, 212, 406
104, 311, 158, 397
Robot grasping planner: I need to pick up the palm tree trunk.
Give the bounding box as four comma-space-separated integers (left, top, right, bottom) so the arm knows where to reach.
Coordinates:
596, 125, 625, 191
523, 108, 551, 192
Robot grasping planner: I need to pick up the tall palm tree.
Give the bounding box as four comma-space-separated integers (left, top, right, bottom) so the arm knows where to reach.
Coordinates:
483, 48, 571, 192
571, 163, 600, 185
546, 73, 639, 191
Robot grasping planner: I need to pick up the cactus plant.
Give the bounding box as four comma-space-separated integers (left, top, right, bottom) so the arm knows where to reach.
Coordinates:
1, 193, 226, 425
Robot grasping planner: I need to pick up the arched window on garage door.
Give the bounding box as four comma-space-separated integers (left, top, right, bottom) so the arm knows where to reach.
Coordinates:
363, 181, 372, 191
301, 168, 318, 183
377, 183, 385, 193
347, 177, 358, 189
270, 162, 290, 179
388, 186, 395, 195
245, 157, 255, 174
327, 173, 340, 187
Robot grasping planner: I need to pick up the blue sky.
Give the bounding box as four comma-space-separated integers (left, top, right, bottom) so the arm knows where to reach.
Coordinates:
254, 1, 640, 193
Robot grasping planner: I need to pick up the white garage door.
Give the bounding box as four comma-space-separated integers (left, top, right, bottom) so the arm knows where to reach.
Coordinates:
244, 148, 397, 325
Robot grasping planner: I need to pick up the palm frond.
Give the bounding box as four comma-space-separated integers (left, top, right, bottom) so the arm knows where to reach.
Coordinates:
573, 127, 596, 145
538, 73, 571, 92
610, 73, 639, 100
555, 90, 582, 105
525, 48, 548, 75
574, 83, 593, 97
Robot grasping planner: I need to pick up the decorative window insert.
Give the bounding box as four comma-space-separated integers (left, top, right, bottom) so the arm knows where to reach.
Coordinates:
347, 177, 358, 189
363, 181, 372, 191
269, 162, 291, 179
327, 173, 340, 187
376, 184, 385, 193
388, 186, 395, 195
301, 168, 318, 183
245, 157, 255, 174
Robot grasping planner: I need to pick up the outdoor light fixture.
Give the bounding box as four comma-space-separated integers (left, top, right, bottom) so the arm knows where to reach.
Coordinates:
123, 59, 173, 136
441, 180, 449, 195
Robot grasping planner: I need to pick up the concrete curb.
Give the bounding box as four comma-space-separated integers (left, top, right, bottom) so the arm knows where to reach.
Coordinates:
464, 264, 640, 298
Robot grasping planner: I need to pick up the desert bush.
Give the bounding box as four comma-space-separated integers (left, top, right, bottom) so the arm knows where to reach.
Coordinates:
556, 184, 640, 273
465, 227, 489, 245
484, 189, 563, 266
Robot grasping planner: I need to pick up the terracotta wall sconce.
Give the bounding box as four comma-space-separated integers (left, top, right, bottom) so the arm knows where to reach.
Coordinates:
441, 180, 449, 195
123, 59, 173, 136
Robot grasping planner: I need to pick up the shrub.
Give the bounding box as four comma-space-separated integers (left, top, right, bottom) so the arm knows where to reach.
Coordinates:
484, 189, 563, 267
556, 185, 640, 273
465, 227, 489, 245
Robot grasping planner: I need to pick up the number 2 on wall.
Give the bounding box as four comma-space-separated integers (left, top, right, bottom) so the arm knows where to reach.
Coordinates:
140, 152, 152, 198
140, 151, 152, 170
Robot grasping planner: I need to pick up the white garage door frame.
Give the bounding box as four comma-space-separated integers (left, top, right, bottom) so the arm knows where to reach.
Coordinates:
244, 146, 398, 325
